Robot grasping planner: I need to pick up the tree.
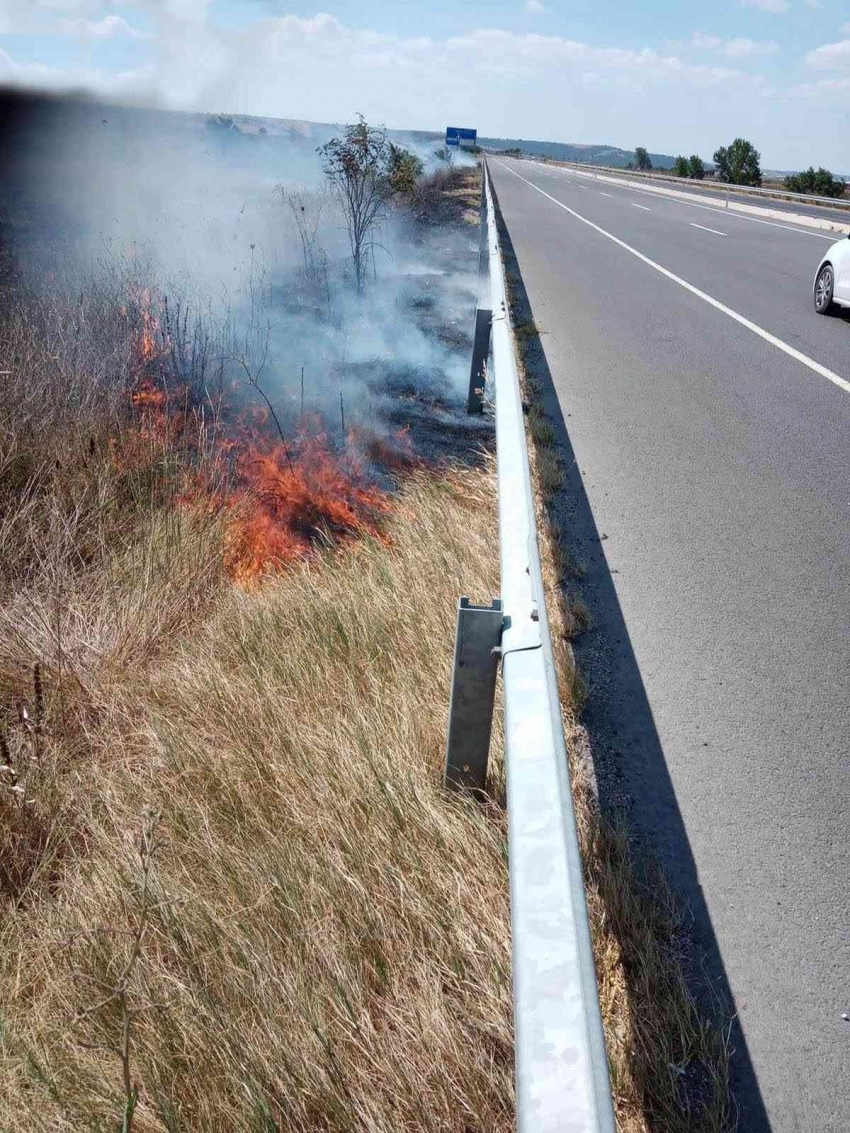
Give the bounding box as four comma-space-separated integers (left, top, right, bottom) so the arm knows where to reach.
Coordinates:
713, 138, 762, 186
206, 114, 237, 134
387, 143, 424, 196
319, 116, 390, 294
688, 154, 705, 180
784, 166, 846, 199
673, 155, 690, 178
634, 146, 653, 172
435, 145, 455, 167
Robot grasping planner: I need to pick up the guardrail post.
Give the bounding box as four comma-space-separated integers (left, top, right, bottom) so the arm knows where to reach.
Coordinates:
444, 597, 503, 792
467, 170, 492, 414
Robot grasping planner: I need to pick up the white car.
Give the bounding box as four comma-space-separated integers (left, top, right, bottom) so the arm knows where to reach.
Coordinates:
813, 235, 850, 313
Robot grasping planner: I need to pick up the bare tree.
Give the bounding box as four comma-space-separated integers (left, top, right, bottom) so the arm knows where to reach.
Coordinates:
319, 116, 390, 294
280, 187, 330, 306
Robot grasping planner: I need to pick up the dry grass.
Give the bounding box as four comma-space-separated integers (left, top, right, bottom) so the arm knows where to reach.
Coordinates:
0, 254, 513, 1131
497, 197, 734, 1132
0, 461, 513, 1132
411, 166, 481, 226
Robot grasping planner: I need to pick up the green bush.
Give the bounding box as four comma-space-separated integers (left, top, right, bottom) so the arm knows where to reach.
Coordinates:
784, 166, 846, 199
672, 155, 689, 178
387, 143, 424, 196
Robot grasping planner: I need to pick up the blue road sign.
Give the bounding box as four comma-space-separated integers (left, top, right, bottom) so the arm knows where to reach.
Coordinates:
446, 127, 477, 148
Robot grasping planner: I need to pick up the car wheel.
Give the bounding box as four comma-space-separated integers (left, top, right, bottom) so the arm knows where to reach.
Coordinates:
814, 264, 834, 314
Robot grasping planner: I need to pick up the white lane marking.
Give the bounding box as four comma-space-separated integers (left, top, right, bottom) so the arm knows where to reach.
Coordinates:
570, 170, 834, 241
599, 192, 613, 198
631, 203, 652, 211
690, 222, 727, 237
497, 162, 850, 397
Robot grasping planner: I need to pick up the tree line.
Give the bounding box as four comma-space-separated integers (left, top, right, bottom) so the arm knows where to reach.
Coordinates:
632, 137, 845, 198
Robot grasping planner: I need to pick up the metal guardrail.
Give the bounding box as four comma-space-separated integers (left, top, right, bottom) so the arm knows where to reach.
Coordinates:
444, 163, 616, 1132
505, 153, 850, 214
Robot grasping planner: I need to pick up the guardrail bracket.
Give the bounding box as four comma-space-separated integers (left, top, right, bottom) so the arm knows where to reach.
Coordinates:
466, 308, 492, 414
444, 596, 503, 792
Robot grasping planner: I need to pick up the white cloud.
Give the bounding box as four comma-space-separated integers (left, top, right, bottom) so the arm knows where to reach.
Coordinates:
0, 11, 845, 169
722, 36, 781, 56
805, 39, 850, 68
842, 21, 850, 34
525, 0, 546, 11
0, 43, 155, 96
691, 32, 723, 49
0, 0, 212, 27
689, 32, 780, 56
791, 75, 850, 99
740, 0, 789, 12
56, 15, 148, 39
804, 0, 823, 8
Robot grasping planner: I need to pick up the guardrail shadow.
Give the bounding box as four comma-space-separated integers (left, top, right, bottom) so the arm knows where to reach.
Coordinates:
491, 182, 772, 1133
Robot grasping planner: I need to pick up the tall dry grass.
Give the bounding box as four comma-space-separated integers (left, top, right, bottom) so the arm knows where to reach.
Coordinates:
0, 276, 512, 1129
0, 464, 512, 1132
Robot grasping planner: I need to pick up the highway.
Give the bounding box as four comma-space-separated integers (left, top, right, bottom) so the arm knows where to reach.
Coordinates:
507, 159, 850, 228
488, 156, 850, 1132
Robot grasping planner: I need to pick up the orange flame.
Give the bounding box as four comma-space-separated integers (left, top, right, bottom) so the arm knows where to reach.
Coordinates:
127, 287, 170, 372
115, 369, 408, 585
112, 283, 423, 585
221, 435, 391, 585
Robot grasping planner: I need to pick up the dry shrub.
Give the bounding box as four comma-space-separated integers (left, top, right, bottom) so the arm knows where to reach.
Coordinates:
410, 167, 481, 226
0, 464, 513, 1132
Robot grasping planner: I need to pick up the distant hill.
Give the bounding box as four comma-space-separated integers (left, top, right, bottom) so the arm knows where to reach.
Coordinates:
479, 136, 688, 171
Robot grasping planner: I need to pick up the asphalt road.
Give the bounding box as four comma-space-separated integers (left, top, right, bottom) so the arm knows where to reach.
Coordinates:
489, 155, 850, 1132
517, 159, 850, 227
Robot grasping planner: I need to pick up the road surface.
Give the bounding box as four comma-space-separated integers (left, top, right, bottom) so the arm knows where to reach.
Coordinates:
488, 155, 850, 1132
511, 159, 850, 228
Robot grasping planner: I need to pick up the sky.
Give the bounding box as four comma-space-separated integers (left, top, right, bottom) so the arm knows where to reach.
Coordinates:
0, 0, 848, 171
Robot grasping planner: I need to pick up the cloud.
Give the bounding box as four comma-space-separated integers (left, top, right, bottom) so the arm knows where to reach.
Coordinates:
690, 32, 779, 56
0, 10, 845, 169
791, 75, 850, 99
56, 15, 148, 39
722, 36, 780, 56
691, 32, 723, 49
740, 0, 789, 12
842, 21, 850, 34
0, 43, 156, 97
804, 0, 823, 7
525, 0, 546, 11
805, 38, 850, 68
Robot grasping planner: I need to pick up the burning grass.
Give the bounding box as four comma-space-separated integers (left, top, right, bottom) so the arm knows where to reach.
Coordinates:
121, 379, 398, 587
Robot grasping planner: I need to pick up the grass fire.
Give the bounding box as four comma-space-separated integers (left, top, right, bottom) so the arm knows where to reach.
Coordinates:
120, 285, 401, 587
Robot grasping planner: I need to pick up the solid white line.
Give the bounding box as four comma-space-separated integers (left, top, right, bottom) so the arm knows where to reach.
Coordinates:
497, 162, 850, 397
631, 203, 652, 211
690, 222, 727, 237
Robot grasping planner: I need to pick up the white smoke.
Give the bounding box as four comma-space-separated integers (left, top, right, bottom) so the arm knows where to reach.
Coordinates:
5, 94, 480, 436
